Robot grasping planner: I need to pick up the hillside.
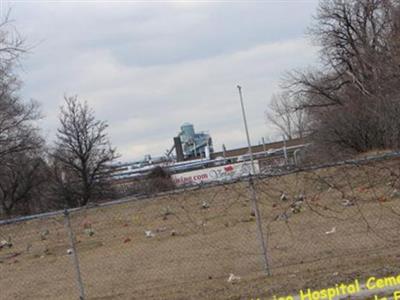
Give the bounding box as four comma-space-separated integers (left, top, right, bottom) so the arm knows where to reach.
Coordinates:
1, 157, 400, 299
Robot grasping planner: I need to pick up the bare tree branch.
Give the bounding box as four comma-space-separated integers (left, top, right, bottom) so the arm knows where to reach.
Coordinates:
52, 95, 118, 207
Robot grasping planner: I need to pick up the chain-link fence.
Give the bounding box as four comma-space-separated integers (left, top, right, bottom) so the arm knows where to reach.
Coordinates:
2, 153, 400, 299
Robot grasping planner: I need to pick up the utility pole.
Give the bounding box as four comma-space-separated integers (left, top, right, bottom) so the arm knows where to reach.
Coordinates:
237, 85, 257, 175
283, 135, 288, 164
262, 137, 267, 157
237, 85, 270, 275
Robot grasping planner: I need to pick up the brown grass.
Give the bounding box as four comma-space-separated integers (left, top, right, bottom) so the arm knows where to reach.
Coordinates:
1, 160, 400, 299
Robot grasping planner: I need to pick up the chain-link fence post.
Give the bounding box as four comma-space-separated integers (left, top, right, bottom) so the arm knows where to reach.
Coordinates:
64, 208, 86, 300
249, 176, 271, 275
237, 85, 271, 275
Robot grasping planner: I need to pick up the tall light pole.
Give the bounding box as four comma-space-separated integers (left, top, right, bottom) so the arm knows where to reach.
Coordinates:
237, 85, 270, 275
237, 85, 257, 174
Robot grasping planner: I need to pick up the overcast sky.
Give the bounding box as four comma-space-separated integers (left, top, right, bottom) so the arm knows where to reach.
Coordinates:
6, 0, 319, 161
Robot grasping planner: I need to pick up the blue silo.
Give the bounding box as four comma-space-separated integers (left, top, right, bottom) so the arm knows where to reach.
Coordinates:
180, 123, 195, 138
177, 123, 213, 159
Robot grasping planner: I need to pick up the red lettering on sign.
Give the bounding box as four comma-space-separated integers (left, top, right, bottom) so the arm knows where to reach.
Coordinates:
224, 165, 234, 172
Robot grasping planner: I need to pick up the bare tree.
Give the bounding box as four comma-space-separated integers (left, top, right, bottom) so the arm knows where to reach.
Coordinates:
284, 0, 400, 157
0, 87, 41, 162
289, 0, 399, 106
0, 12, 26, 62
0, 149, 47, 216
0, 17, 40, 164
53, 95, 117, 207
266, 92, 309, 140
0, 15, 47, 217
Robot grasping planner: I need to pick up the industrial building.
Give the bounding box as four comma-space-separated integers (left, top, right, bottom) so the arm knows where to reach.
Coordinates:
169, 123, 213, 161
109, 121, 307, 184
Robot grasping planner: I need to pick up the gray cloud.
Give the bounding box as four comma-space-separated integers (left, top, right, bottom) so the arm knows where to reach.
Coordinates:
9, 0, 319, 160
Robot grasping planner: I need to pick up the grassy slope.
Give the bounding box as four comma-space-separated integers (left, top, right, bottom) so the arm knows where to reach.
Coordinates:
1, 159, 400, 299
